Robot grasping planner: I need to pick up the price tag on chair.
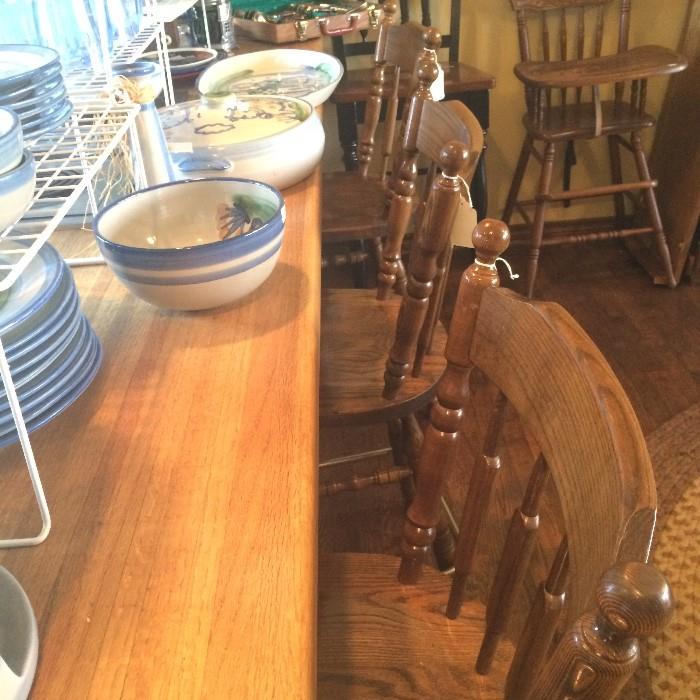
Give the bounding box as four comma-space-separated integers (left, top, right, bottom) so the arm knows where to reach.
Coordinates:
450, 179, 477, 247
430, 62, 445, 101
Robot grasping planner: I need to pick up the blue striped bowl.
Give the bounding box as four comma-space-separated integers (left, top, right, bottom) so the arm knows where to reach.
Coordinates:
93, 178, 286, 310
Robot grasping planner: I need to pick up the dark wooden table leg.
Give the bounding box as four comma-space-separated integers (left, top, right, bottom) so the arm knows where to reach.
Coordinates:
334, 101, 361, 172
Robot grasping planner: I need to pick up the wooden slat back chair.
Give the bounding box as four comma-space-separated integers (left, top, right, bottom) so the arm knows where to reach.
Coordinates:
318, 220, 673, 699
320, 98, 483, 569
501, 0, 688, 297
322, 3, 441, 278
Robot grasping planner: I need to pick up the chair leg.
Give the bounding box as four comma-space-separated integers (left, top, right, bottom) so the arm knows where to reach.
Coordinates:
402, 414, 455, 572
503, 135, 533, 224
630, 132, 677, 288
526, 141, 556, 299
607, 135, 626, 229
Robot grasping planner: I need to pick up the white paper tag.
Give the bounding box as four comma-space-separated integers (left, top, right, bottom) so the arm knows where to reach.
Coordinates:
430, 62, 445, 101
450, 195, 478, 248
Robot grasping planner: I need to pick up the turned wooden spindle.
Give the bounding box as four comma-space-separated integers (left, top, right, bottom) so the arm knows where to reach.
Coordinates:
446, 390, 508, 618
527, 561, 673, 700
357, 4, 396, 179
476, 455, 551, 673
398, 220, 511, 584
505, 537, 569, 700
378, 47, 440, 300
382, 141, 467, 400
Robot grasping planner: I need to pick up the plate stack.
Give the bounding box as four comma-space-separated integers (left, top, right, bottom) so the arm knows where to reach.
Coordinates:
0, 241, 102, 449
0, 45, 72, 139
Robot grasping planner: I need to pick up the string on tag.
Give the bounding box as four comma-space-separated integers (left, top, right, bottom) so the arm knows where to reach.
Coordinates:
457, 176, 474, 208
496, 257, 519, 280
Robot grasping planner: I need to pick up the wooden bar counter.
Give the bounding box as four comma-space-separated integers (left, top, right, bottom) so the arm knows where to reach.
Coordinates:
0, 167, 321, 697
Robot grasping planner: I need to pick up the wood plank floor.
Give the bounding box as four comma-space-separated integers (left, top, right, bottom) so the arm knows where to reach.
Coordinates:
319, 240, 699, 696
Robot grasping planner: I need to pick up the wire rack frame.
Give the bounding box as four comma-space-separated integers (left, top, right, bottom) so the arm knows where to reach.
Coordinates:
0, 0, 182, 547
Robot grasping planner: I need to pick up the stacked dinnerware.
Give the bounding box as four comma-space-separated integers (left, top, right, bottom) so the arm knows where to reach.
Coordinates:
0, 240, 102, 448
0, 108, 35, 232
0, 45, 72, 138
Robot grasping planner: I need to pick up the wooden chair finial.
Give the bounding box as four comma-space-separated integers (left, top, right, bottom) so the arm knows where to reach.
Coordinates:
422, 26, 442, 52
473, 219, 511, 266
596, 561, 673, 638
438, 140, 470, 178
527, 562, 673, 699
383, 0, 398, 22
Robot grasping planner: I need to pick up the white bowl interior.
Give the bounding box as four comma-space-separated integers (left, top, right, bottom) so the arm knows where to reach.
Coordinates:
98, 180, 281, 250
198, 49, 342, 99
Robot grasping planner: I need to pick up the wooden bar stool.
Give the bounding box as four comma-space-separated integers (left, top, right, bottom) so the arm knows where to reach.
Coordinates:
319, 219, 674, 699
322, 3, 441, 284
320, 89, 484, 570
502, 0, 688, 297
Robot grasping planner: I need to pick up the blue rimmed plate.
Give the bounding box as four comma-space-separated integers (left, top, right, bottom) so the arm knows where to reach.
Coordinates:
0, 64, 63, 106
0, 324, 102, 447
0, 45, 60, 91
22, 98, 72, 137
0, 315, 93, 425
0, 241, 65, 339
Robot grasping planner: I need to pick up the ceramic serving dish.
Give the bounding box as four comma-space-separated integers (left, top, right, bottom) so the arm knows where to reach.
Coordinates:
93, 178, 286, 310
0, 150, 35, 231
0, 108, 22, 175
0, 566, 38, 700
196, 48, 343, 106
142, 48, 219, 77
160, 94, 324, 190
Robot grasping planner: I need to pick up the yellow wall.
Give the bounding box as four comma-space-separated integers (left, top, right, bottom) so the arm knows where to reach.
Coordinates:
322, 1, 688, 220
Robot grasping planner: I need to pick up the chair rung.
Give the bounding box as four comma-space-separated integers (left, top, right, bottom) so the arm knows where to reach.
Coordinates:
319, 447, 393, 468
540, 180, 656, 202
321, 466, 412, 496
541, 226, 654, 246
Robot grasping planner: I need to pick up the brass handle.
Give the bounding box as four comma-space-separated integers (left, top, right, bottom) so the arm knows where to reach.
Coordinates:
319, 13, 360, 36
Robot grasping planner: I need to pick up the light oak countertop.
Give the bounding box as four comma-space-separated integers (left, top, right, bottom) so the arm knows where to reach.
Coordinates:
0, 165, 321, 698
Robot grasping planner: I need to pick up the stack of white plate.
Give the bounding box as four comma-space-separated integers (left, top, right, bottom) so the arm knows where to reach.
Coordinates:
0, 45, 72, 139
0, 241, 102, 448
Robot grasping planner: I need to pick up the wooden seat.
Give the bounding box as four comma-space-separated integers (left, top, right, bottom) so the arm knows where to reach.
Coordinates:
320, 289, 447, 426
319, 94, 483, 567
502, 0, 688, 297
318, 220, 674, 699
523, 100, 654, 140
318, 553, 512, 699
321, 3, 441, 280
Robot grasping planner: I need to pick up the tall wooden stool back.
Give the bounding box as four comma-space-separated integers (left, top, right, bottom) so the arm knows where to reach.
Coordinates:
501, 0, 687, 296
317, 220, 673, 699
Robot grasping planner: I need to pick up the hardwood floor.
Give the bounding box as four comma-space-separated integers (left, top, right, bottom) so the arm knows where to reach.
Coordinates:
319, 240, 700, 687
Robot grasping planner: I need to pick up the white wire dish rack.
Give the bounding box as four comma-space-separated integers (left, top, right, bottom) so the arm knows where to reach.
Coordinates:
0, 0, 192, 548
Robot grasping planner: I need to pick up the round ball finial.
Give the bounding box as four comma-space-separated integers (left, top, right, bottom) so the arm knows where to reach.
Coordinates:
383, 1, 398, 20
422, 27, 442, 51
472, 219, 511, 264
596, 562, 673, 638
439, 140, 469, 178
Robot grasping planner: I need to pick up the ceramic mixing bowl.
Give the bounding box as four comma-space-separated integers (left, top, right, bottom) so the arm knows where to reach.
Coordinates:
0, 108, 22, 175
93, 178, 285, 310
160, 94, 324, 190
196, 48, 343, 107
0, 149, 35, 231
